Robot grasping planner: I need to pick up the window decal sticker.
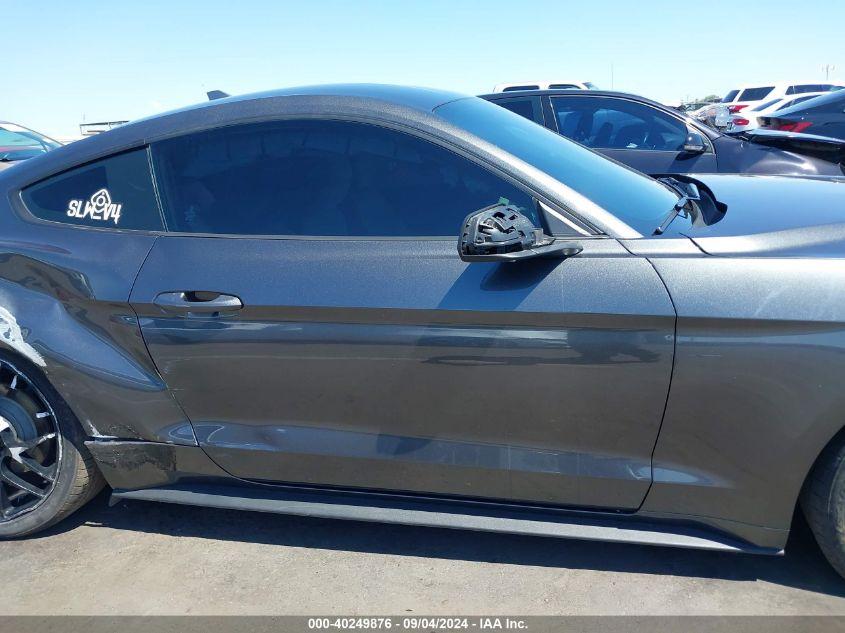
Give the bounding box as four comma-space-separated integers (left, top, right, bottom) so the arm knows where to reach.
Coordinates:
66, 188, 122, 225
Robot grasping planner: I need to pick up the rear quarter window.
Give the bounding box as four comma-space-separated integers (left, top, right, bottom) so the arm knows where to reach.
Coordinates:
20, 148, 163, 231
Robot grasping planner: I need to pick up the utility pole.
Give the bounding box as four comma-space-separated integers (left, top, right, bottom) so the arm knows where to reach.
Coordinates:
822, 64, 836, 80
610, 63, 615, 90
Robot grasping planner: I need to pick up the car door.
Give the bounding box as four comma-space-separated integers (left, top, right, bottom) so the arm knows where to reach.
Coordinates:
129, 118, 675, 511
548, 95, 718, 174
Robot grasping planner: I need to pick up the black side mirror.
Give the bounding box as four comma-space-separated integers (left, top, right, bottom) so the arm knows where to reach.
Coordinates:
458, 203, 582, 263
683, 132, 707, 154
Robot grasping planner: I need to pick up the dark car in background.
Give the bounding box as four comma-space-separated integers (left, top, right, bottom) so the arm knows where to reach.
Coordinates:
480, 89, 844, 177
0, 121, 61, 170
7, 85, 845, 581
759, 90, 845, 140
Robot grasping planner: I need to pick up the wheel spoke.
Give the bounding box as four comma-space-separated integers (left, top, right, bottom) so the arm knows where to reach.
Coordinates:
8, 450, 56, 482
0, 464, 47, 498
0, 362, 60, 523
8, 432, 56, 452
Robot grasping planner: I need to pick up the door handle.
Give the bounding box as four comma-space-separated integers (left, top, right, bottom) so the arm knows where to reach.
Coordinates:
154, 291, 243, 315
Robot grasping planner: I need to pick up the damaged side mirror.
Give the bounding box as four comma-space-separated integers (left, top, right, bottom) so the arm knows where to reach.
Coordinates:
457, 202, 582, 263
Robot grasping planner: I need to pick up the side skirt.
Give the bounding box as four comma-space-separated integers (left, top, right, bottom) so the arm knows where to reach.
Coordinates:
111, 482, 782, 556
88, 439, 785, 555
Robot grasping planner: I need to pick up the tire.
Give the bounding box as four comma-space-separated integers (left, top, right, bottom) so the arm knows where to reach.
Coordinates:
801, 433, 845, 578
0, 353, 104, 538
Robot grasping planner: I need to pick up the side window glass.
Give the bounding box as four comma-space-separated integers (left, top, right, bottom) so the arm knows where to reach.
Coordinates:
495, 97, 543, 124
551, 97, 688, 151
21, 149, 162, 231
152, 120, 540, 237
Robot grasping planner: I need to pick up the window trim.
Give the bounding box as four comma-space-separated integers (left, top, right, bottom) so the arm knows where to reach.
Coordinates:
148, 115, 597, 240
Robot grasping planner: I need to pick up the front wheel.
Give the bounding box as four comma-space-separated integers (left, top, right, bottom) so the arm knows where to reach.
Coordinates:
801, 434, 845, 578
0, 355, 103, 538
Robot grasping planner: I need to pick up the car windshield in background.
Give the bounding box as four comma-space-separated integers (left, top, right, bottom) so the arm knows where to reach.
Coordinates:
787, 84, 843, 94
738, 86, 775, 101
434, 97, 679, 235
0, 124, 60, 151
721, 89, 740, 102
739, 86, 775, 101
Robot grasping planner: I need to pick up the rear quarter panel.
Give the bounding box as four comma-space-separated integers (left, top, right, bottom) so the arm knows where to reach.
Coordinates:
0, 168, 194, 444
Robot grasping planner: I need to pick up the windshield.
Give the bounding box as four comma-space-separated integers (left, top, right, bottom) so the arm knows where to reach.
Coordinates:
0, 124, 60, 151
435, 97, 678, 235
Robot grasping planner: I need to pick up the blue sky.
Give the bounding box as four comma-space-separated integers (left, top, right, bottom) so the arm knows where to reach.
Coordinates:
5, 0, 843, 138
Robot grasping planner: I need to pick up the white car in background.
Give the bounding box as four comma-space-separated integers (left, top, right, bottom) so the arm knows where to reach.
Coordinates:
725, 92, 829, 134
492, 80, 597, 92
715, 81, 845, 129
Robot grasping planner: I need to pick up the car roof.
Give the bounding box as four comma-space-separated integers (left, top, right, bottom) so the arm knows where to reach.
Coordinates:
142, 84, 468, 121
2, 84, 474, 182
729, 81, 845, 91
492, 80, 589, 91
1, 82, 642, 238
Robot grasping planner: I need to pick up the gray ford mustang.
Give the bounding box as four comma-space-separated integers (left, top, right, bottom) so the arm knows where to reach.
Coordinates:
2, 84, 845, 577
